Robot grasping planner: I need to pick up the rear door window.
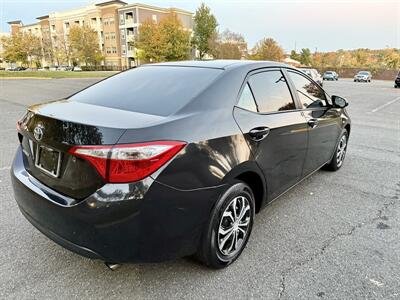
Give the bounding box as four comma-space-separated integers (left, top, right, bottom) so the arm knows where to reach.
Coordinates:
70, 66, 223, 116
248, 70, 296, 113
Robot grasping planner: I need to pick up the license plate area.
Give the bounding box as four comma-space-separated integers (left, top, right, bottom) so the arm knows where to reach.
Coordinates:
34, 143, 62, 178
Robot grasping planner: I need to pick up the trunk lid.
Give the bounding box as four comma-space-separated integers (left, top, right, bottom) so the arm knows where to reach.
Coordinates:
18, 100, 164, 200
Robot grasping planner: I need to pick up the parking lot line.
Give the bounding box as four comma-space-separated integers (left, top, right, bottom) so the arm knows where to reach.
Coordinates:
371, 96, 400, 113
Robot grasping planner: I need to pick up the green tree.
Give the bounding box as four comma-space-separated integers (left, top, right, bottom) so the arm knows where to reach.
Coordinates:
68, 25, 103, 66
290, 50, 300, 61
136, 13, 191, 62
299, 48, 312, 66
192, 3, 218, 59
249, 38, 284, 61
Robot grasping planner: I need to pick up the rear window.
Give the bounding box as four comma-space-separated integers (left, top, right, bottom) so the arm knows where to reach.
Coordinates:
70, 66, 223, 116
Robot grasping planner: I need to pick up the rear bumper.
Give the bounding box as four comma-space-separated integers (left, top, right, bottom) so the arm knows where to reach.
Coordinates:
11, 146, 224, 263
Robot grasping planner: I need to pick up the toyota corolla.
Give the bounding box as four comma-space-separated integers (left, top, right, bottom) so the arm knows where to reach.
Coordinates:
11, 60, 350, 269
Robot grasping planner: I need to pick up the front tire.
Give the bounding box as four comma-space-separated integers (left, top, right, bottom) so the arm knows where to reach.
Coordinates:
196, 181, 255, 269
325, 130, 349, 171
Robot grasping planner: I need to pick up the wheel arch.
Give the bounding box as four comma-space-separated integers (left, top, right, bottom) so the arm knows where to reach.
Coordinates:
221, 161, 267, 213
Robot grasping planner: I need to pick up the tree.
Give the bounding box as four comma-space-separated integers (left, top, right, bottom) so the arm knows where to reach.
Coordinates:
299, 48, 312, 66
249, 38, 284, 61
68, 25, 103, 66
290, 50, 300, 61
1, 32, 42, 67
192, 3, 218, 59
52, 33, 71, 66
212, 29, 247, 59
136, 13, 191, 62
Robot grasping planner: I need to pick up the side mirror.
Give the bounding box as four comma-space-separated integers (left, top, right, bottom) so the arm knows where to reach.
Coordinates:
332, 95, 348, 108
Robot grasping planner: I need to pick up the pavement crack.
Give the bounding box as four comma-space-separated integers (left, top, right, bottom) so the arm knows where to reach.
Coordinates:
277, 180, 400, 299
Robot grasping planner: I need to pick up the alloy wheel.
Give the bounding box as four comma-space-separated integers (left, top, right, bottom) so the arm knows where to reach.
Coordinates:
336, 134, 347, 167
217, 196, 251, 257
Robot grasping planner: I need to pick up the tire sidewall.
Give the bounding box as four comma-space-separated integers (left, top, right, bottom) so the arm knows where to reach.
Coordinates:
204, 181, 255, 268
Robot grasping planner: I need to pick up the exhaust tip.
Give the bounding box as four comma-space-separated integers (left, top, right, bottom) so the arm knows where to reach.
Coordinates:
105, 262, 121, 271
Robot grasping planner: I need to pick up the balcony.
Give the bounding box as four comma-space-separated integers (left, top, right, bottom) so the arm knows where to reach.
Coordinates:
126, 34, 135, 42
127, 50, 135, 57
125, 18, 134, 25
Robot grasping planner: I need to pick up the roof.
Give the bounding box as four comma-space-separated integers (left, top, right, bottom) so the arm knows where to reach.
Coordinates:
118, 3, 193, 15
36, 15, 49, 20
96, 0, 127, 7
7, 20, 22, 25
148, 60, 289, 70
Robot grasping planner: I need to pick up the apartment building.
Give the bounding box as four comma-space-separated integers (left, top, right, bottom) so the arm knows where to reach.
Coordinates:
118, 3, 193, 67
7, 1, 193, 68
0, 32, 11, 68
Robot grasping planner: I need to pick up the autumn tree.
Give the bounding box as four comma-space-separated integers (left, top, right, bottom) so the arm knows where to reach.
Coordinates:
212, 29, 247, 59
136, 13, 191, 62
249, 38, 284, 61
1, 32, 42, 67
192, 3, 218, 59
68, 25, 103, 66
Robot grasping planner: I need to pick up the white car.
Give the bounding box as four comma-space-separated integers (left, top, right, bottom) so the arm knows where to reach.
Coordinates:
299, 68, 323, 87
354, 71, 371, 82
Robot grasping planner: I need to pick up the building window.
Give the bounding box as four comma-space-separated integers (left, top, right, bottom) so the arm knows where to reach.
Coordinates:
122, 45, 126, 55
119, 13, 124, 25
120, 29, 125, 40
110, 18, 114, 25
105, 33, 109, 40
112, 47, 117, 54
51, 25, 55, 31
106, 47, 111, 54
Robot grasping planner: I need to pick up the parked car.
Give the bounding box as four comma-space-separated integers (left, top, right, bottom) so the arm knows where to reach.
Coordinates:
354, 71, 371, 82
323, 71, 338, 81
299, 68, 323, 86
394, 71, 400, 88
8, 67, 26, 71
73, 66, 82, 72
11, 60, 351, 269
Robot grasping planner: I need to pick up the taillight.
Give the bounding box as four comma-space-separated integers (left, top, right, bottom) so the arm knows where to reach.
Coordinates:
68, 141, 186, 183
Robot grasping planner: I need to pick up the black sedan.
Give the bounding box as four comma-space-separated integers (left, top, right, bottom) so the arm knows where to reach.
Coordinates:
394, 71, 400, 88
11, 60, 351, 269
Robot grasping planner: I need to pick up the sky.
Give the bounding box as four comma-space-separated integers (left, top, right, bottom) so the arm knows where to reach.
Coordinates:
0, 0, 399, 52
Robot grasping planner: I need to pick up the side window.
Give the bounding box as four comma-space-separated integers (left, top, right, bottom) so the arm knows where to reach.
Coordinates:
237, 83, 257, 112
248, 70, 296, 113
288, 71, 327, 109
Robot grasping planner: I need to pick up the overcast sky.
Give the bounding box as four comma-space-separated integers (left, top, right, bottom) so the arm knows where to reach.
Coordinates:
1, 0, 399, 52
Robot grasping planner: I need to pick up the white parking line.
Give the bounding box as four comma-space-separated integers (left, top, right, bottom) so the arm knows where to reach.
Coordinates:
371, 96, 400, 113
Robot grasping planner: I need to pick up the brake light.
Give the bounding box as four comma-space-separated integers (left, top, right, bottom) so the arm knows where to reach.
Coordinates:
69, 141, 186, 183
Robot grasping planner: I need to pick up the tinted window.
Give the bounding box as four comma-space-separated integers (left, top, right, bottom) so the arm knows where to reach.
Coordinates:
288, 71, 327, 109
237, 83, 257, 112
248, 70, 295, 113
70, 66, 223, 116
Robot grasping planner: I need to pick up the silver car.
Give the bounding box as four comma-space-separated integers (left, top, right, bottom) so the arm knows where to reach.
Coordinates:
354, 71, 371, 82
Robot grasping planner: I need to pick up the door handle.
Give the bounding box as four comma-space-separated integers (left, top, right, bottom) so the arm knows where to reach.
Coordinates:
249, 127, 270, 141
307, 118, 319, 128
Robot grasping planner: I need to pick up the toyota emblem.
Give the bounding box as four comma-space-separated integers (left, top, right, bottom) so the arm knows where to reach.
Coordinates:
33, 124, 44, 141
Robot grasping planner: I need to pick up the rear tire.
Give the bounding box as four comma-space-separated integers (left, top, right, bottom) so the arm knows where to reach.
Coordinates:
324, 130, 349, 171
196, 181, 255, 269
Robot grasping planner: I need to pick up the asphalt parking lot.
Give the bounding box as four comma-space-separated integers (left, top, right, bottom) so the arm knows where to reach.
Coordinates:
0, 78, 399, 299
